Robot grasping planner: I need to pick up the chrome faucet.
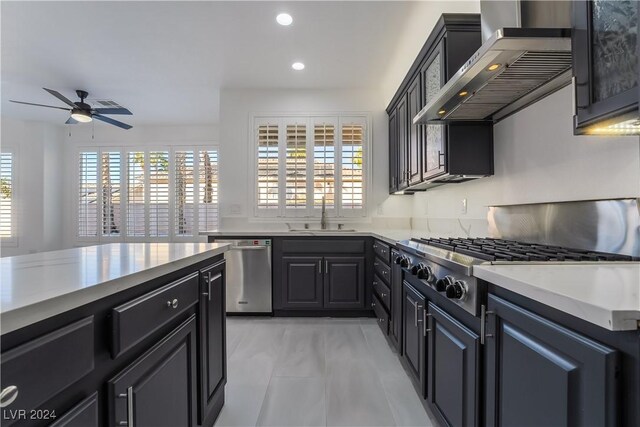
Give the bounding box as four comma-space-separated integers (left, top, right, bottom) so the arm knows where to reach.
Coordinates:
321, 196, 328, 230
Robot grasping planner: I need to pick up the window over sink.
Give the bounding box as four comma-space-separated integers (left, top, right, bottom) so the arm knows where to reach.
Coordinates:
253, 114, 369, 219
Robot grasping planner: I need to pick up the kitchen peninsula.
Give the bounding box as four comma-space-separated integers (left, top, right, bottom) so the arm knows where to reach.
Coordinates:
0, 243, 229, 427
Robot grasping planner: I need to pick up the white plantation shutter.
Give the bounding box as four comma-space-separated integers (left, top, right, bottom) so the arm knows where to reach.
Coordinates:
174, 150, 195, 236
257, 123, 280, 210
198, 149, 219, 231
78, 151, 98, 237
313, 122, 336, 211
0, 152, 14, 239
285, 123, 307, 210
148, 151, 169, 237
127, 151, 146, 237
340, 121, 365, 211
101, 151, 122, 237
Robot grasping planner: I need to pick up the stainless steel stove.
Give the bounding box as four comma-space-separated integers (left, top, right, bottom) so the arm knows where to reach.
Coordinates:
396, 237, 636, 316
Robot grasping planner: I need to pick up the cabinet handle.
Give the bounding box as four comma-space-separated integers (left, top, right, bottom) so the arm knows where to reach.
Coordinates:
372, 302, 376, 308
318, 260, 322, 274
480, 304, 495, 345
167, 299, 179, 309
325, 260, 328, 274
438, 150, 445, 168
127, 386, 134, 427
0, 385, 18, 407
423, 310, 432, 336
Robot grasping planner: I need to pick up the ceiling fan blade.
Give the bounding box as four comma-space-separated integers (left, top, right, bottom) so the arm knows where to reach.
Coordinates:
10, 100, 71, 111
93, 114, 132, 130
65, 117, 78, 125
43, 87, 77, 107
93, 107, 132, 115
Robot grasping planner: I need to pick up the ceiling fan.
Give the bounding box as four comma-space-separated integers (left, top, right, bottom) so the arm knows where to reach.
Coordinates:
10, 88, 133, 130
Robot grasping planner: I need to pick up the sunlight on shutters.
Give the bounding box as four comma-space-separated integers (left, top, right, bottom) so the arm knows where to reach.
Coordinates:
257, 124, 279, 209
0, 153, 13, 238
78, 151, 98, 237
286, 124, 306, 209
313, 123, 335, 209
149, 151, 169, 237
101, 152, 121, 236
341, 124, 364, 210
199, 149, 219, 231
174, 150, 195, 236
127, 152, 146, 237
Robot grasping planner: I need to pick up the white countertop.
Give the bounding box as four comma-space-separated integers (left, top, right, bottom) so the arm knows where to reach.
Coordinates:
474, 263, 640, 331
0, 243, 229, 335
200, 229, 413, 246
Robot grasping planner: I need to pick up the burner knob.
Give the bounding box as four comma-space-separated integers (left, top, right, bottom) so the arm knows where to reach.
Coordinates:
435, 276, 454, 292
394, 256, 403, 264
399, 256, 410, 268
445, 280, 467, 300
417, 265, 434, 281
410, 263, 426, 276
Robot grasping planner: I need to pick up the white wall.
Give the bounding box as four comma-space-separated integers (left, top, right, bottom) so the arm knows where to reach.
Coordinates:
410, 85, 640, 237
1, 117, 66, 256
381, 0, 480, 105
218, 88, 412, 231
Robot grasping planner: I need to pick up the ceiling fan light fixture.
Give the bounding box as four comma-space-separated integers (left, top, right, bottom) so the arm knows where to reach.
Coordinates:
71, 108, 92, 123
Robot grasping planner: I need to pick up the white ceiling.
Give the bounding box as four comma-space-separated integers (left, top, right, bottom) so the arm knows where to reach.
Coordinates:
1, 1, 416, 126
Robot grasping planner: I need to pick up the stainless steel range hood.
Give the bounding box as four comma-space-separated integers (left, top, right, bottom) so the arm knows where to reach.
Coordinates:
414, 1, 572, 125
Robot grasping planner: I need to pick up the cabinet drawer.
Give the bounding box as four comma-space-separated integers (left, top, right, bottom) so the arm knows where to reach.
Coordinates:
111, 272, 199, 358
373, 241, 390, 264
372, 295, 389, 335
50, 392, 99, 427
0, 317, 94, 423
282, 239, 365, 254
372, 275, 391, 311
374, 258, 391, 285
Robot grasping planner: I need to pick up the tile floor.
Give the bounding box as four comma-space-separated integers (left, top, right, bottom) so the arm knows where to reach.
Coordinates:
215, 317, 435, 427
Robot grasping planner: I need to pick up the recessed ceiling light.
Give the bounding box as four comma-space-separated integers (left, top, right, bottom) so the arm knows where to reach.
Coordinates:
276, 13, 293, 26
292, 62, 305, 71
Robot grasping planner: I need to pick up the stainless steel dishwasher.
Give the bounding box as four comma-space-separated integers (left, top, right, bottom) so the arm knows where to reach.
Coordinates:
216, 239, 272, 314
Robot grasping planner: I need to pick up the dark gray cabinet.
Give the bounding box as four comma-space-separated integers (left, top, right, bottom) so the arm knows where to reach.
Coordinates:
396, 97, 409, 191
324, 257, 365, 309
389, 109, 399, 193
50, 393, 99, 427
573, 0, 639, 134
407, 74, 422, 186
108, 315, 198, 427
427, 303, 479, 427
389, 249, 403, 353
403, 281, 426, 396
420, 40, 446, 180
281, 256, 324, 309
198, 261, 227, 425
485, 294, 620, 426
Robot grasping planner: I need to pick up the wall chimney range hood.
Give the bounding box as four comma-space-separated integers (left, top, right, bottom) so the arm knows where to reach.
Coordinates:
414, 1, 572, 125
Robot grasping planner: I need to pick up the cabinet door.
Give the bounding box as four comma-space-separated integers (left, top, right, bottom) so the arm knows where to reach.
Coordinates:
388, 108, 399, 193
323, 256, 365, 309
485, 294, 619, 427
573, 0, 638, 132
389, 250, 403, 353
407, 74, 422, 186
199, 261, 226, 425
108, 315, 198, 427
420, 41, 446, 180
281, 257, 323, 309
428, 303, 479, 427
402, 281, 426, 395
396, 97, 409, 190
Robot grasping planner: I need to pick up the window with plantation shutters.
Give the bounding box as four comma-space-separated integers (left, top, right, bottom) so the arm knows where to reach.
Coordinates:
341, 123, 364, 210
254, 114, 368, 218
257, 124, 279, 209
0, 152, 15, 241
77, 146, 218, 241
285, 124, 307, 209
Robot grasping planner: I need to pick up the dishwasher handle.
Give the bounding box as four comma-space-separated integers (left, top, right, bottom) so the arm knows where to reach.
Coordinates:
229, 245, 269, 250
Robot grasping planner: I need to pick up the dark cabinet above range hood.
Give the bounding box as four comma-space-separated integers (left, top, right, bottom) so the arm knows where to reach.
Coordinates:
413, 1, 572, 125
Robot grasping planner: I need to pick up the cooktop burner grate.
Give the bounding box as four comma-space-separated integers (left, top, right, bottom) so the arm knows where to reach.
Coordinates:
415, 238, 634, 262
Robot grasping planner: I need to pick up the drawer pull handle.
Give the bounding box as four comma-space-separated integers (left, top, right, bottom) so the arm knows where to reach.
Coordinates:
0, 385, 18, 407
381, 292, 387, 297
127, 386, 134, 427
167, 299, 179, 309
371, 302, 376, 308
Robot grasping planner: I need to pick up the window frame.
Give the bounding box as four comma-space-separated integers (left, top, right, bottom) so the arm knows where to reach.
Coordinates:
75, 144, 219, 243
251, 112, 371, 220
0, 148, 17, 247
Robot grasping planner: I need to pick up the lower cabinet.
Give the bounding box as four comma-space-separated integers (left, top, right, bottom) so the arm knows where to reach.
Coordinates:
50, 393, 99, 427
485, 294, 620, 426
402, 281, 426, 396
427, 303, 479, 427
389, 249, 403, 353
198, 261, 227, 425
280, 255, 365, 310
108, 315, 198, 427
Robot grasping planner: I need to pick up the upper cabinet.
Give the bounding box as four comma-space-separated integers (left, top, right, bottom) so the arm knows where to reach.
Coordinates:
573, 0, 639, 135
386, 14, 494, 194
